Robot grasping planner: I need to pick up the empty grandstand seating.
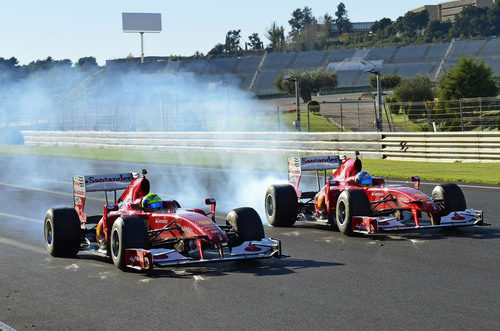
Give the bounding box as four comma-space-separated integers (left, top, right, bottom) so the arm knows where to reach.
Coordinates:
262, 52, 297, 70
393, 45, 429, 63
291, 51, 329, 68
106, 37, 500, 95
235, 56, 262, 74
422, 44, 448, 62
397, 63, 435, 78
449, 39, 487, 58
326, 49, 356, 63
251, 70, 281, 94
366, 47, 398, 61
206, 58, 238, 74
479, 38, 500, 56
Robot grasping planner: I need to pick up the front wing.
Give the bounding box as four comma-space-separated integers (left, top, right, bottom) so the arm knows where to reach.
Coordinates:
352, 209, 484, 234
125, 238, 283, 270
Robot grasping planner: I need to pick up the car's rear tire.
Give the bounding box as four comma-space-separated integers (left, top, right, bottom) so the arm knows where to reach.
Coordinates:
265, 184, 298, 227
431, 183, 467, 216
226, 207, 265, 246
336, 190, 371, 236
110, 216, 149, 271
44, 208, 81, 257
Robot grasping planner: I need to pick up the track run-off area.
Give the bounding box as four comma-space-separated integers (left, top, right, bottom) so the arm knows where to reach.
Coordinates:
0, 154, 498, 330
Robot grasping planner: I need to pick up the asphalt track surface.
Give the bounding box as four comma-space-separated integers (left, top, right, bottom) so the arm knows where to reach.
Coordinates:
0, 155, 498, 330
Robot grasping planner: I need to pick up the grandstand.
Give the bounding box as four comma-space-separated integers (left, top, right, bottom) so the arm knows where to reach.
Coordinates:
106, 37, 500, 95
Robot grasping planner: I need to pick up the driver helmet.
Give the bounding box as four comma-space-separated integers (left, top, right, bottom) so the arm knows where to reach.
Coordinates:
355, 171, 373, 186
141, 193, 163, 211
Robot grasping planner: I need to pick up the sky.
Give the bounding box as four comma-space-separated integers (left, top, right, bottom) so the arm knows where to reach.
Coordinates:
0, 0, 447, 65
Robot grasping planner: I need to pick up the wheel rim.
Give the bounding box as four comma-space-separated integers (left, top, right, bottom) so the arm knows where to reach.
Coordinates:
337, 202, 346, 226
45, 219, 53, 246
111, 230, 120, 258
266, 194, 274, 218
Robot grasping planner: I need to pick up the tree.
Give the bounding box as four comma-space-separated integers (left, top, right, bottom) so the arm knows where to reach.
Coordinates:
274, 69, 338, 103
322, 13, 335, 37
438, 56, 498, 100
334, 2, 352, 34
76, 56, 98, 69
371, 18, 392, 35
395, 11, 429, 37
487, 0, 500, 35
394, 75, 434, 102
369, 74, 402, 89
266, 22, 286, 51
450, 5, 489, 37
247, 33, 263, 50
225, 30, 241, 53
207, 43, 226, 57
424, 19, 452, 41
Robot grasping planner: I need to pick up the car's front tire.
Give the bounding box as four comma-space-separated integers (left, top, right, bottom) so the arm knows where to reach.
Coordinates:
335, 190, 371, 236
110, 216, 149, 271
431, 183, 467, 217
226, 207, 265, 246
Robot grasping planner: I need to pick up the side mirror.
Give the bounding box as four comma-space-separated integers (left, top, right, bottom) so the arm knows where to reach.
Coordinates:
205, 198, 216, 205
411, 176, 420, 190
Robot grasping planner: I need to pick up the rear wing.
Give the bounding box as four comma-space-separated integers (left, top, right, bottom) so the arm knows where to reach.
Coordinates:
73, 173, 135, 222
288, 155, 341, 193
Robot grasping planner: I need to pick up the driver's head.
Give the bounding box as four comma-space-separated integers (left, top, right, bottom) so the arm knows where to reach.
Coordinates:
355, 171, 373, 186
141, 193, 163, 211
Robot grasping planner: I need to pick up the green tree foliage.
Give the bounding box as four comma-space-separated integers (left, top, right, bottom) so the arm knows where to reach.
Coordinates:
438, 56, 498, 100
424, 19, 452, 42
266, 22, 286, 51
207, 43, 225, 57
76, 57, 98, 69
394, 75, 434, 120
394, 75, 434, 102
370, 18, 392, 35
334, 2, 352, 34
395, 10, 429, 37
369, 74, 402, 89
450, 5, 489, 37
487, 0, 500, 35
274, 69, 338, 103
247, 33, 263, 50
225, 30, 241, 52
288, 6, 316, 38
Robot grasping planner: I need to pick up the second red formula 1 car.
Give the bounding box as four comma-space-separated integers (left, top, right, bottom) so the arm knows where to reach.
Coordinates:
44, 170, 283, 271
265, 152, 484, 235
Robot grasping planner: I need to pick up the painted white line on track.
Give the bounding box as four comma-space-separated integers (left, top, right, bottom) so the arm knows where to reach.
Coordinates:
0, 235, 45, 254
0, 212, 41, 224
387, 179, 500, 190
0, 320, 16, 331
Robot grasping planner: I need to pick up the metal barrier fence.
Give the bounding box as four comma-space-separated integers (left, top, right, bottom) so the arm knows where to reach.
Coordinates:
21, 130, 500, 162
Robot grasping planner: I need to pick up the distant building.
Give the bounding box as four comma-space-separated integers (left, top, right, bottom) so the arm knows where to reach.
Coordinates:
410, 0, 495, 22
332, 22, 374, 33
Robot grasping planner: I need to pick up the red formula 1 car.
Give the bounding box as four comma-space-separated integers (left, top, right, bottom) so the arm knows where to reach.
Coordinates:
265, 153, 484, 235
44, 170, 283, 271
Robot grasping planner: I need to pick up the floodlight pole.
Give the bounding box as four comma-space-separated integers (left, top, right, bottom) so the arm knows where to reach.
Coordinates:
140, 32, 144, 64
375, 71, 383, 131
295, 79, 301, 132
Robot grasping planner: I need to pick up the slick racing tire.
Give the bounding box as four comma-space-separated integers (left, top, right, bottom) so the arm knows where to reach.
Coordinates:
431, 183, 467, 217
44, 208, 81, 258
335, 190, 371, 236
265, 184, 298, 227
110, 216, 149, 271
226, 207, 265, 247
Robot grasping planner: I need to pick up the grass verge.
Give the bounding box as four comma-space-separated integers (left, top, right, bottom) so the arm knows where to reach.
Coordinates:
1, 144, 499, 184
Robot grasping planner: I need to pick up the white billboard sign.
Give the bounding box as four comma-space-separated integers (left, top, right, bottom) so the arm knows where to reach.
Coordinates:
122, 13, 162, 33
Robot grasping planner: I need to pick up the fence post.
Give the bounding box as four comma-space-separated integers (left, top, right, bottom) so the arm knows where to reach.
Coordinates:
403, 107, 407, 132
373, 101, 379, 132
277, 106, 280, 131
356, 101, 360, 131
479, 97, 483, 131
340, 104, 343, 132
459, 98, 464, 131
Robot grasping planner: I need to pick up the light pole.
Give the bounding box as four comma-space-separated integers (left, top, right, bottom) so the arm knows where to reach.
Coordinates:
284, 74, 301, 132
361, 60, 383, 132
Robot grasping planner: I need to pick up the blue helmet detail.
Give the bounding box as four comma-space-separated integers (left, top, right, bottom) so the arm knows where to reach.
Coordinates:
355, 171, 373, 186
